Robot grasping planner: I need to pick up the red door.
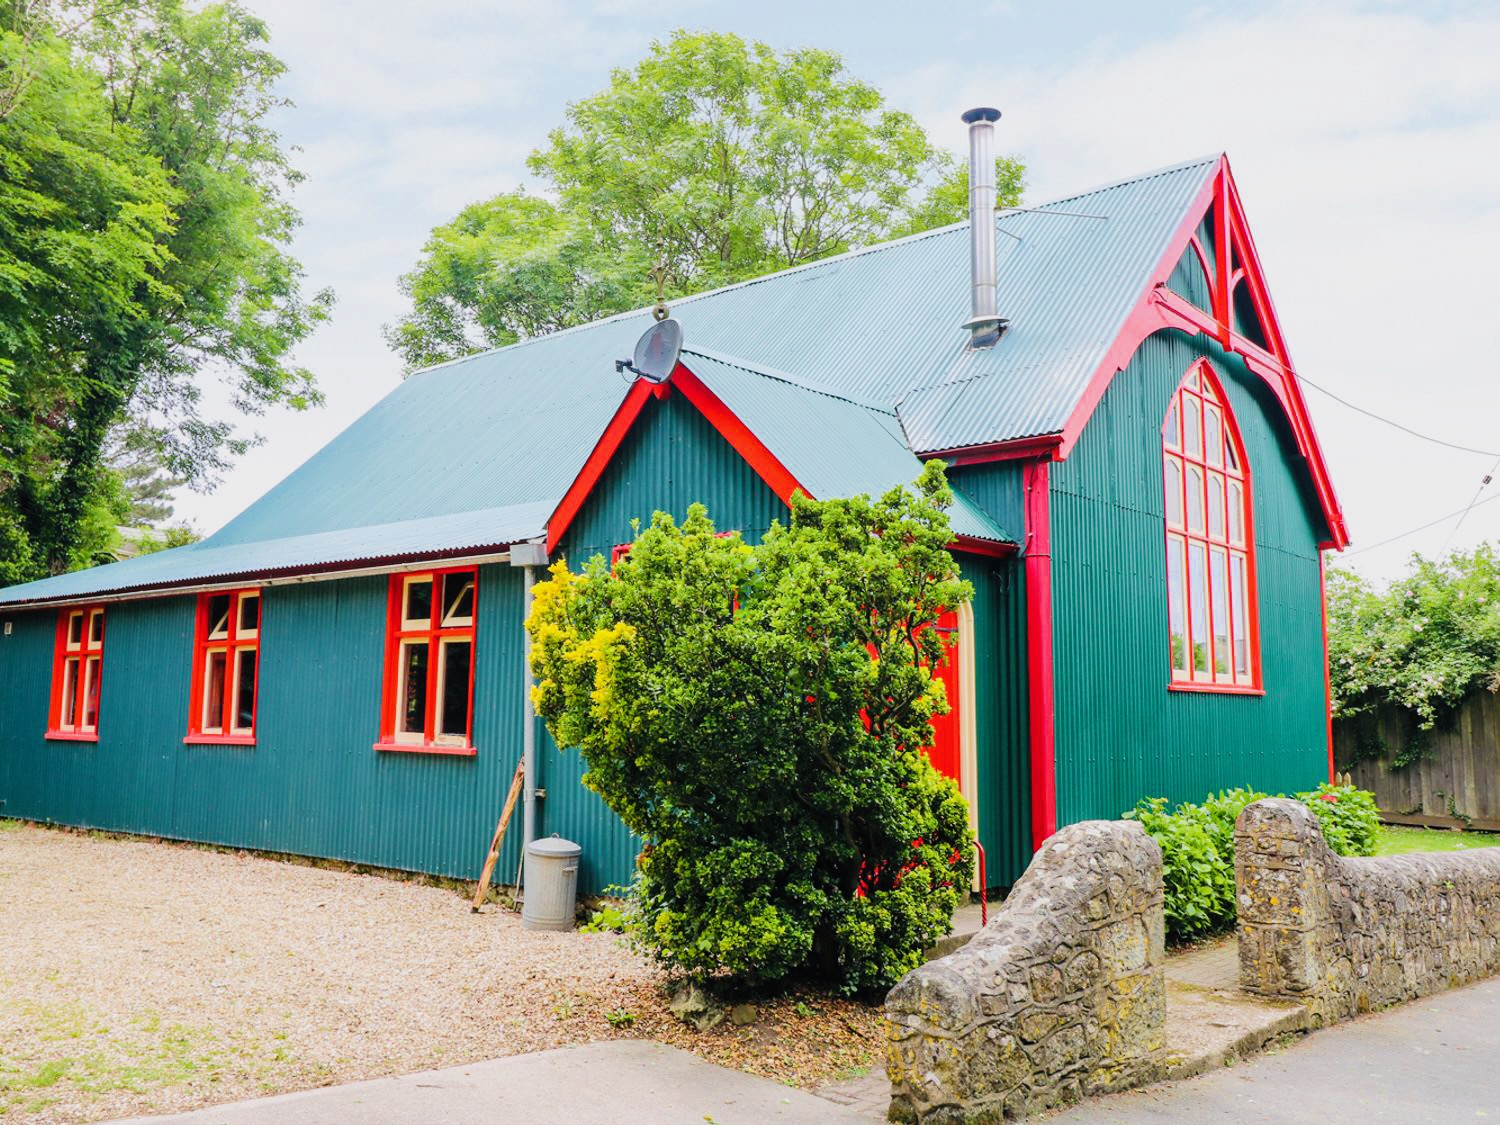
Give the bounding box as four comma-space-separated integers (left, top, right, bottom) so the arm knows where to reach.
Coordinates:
926, 610, 962, 784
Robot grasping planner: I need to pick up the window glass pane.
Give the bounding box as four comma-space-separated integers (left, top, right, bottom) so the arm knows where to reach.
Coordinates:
1164, 457, 1183, 527
440, 573, 475, 625
1189, 543, 1209, 676
238, 594, 260, 635
207, 595, 231, 640
1205, 406, 1224, 467
61, 658, 79, 727
1163, 400, 1180, 448
1207, 472, 1225, 539
1211, 549, 1230, 676
1225, 437, 1240, 473
68, 613, 84, 647
1166, 537, 1188, 676
83, 656, 100, 730
1232, 553, 1250, 677
400, 641, 429, 735
1228, 481, 1245, 544
1183, 396, 1201, 457
404, 579, 433, 628
1186, 368, 1201, 391
234, 650, 257, 733
1186, 466, 1204, 533
438, 640, 472, 738
89, 610, 104, 645
204, 650, 227, 731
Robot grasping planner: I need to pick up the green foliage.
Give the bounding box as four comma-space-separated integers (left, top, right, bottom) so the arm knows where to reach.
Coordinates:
578, 898, 638, 936
0, 0, 330, 582
1328, 550, 1500, 730
386, 29, 1024, 372
603, 1009, 636, 1028
1299, 782, 1379, 855
528, 463, 974, 994
1126, 784, 1379, 942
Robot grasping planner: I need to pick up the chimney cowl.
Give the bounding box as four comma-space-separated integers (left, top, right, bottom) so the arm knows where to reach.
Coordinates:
962, 106, 1007, 349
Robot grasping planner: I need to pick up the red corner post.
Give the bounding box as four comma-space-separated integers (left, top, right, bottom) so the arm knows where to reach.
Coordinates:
1024, 457, 1058, 850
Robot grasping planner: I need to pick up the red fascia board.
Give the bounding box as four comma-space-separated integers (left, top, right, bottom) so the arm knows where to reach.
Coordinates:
929, 433, 1063, 466
546, 377, 661, 554
952, 534, 1017, 559
1053, 156, 1348, 550
670, 364, 807, 503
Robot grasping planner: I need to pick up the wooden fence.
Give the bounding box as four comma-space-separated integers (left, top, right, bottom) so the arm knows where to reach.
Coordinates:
1335, 690, 1500, 831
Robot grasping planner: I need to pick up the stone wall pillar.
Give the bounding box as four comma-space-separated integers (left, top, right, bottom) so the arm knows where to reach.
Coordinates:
1236, 796, 1500, 1024
884, 821, 1165, 1122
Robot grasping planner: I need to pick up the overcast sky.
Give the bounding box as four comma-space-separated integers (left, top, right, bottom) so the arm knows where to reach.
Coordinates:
174, 0, 1500, 583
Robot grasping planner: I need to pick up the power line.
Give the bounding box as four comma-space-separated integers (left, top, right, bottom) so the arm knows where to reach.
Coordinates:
1439, 455, 1500, 555
1345, 489, 1500, 557
1296, 374, 1500, 458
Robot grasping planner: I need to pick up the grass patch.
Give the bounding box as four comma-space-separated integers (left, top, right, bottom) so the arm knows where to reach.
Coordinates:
0, 1001, 300, 1118
1375, 825, 1500, 855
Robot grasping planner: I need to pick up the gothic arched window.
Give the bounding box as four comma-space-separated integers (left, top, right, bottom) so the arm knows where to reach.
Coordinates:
1162, 361, 1258, 690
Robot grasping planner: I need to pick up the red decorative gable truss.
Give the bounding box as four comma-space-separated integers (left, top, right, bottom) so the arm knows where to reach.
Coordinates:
938, 156, 1349, 551
546, 363, 1015, 558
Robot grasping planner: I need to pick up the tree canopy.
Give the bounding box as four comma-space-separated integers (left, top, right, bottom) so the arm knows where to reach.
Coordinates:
0, 0, 329, 581
386, 30, 1025, 373
1328, 548, 1500, 729
527, 464, 975, 993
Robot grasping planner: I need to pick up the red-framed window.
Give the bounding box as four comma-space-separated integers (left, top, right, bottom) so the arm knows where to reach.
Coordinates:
376, 568, 477, 755
186, 589, 261, 744
1162, 361, 1260, 691
48, 606, 105, 740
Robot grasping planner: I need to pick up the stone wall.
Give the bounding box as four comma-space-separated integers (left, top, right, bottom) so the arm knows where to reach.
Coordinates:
884, 821, 1165, 1122
1236, 797, 1500, 1023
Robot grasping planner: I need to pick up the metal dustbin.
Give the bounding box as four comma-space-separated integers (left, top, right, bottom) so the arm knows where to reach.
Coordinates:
522, 836, 582, 931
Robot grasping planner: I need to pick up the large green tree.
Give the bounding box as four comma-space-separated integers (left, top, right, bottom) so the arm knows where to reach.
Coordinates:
386, 30, 1024, 372
528, 464, 974, 993
0, 0, 330, 581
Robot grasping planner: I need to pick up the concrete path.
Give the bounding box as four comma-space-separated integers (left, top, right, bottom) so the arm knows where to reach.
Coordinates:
115, 1041, 871, 1125
1050, 975, 1500, 1123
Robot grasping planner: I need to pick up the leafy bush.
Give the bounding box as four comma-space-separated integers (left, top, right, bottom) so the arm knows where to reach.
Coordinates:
1328, 549, 1500, 729
528, 464, 974, 994
1126, 784, 1379, 941
1299, 782, 1379, 857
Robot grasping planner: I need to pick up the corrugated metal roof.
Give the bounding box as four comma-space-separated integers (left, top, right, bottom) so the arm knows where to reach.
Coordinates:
1, 155, 1216, 603
682, 349, 1012, 544
0, 501, 551, 606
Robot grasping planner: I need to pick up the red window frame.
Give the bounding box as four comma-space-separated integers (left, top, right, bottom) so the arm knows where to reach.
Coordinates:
47, 605, 106, 741
375, 567, 478, 756
1162, 361, 1262, 693
185, 588, 261, 745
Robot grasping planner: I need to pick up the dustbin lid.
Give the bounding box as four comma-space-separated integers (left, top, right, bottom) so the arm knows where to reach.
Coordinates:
527, 835, 581, 858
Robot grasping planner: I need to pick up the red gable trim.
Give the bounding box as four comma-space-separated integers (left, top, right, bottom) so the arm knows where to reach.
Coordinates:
928, 157, 1348, 551
546, 361, 1017, 558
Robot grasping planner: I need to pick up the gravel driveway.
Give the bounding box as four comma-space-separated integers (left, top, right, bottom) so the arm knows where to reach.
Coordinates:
0, 821, 880, 1123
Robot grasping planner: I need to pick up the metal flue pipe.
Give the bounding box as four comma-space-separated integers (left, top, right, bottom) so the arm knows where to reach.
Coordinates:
961, 107, 1006, 348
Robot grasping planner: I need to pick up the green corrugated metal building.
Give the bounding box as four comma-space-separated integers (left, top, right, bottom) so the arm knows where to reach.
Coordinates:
0, 123, 1348, 894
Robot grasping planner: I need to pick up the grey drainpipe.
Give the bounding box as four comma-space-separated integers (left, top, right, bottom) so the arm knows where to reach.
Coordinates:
509, 540, 549, 891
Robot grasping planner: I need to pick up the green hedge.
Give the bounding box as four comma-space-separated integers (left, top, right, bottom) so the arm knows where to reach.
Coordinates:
1124, 784, 1379, 942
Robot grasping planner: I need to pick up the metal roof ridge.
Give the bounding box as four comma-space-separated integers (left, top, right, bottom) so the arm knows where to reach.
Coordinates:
680, 347, 898, 415
997, 153, 1221, 219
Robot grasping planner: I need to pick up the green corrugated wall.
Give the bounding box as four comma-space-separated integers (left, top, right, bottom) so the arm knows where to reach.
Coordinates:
1048, 329, 1329, 823
0, 566, 534, 887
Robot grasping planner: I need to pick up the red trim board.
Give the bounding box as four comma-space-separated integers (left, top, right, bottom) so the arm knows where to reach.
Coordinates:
1023, 458, 1058, 850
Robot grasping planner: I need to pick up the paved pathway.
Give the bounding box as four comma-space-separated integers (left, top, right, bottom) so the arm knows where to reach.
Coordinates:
115, 1041, 872, 1125
1051, 975, 1500, 1123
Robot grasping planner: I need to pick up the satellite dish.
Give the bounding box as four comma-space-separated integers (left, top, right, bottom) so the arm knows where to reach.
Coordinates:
625, 318, 682, 383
